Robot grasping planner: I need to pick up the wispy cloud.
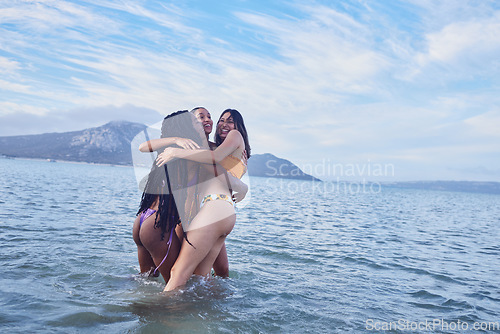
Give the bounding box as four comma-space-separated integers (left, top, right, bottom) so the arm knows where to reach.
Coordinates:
0, 0, 498, 180
415, 11, 500, 75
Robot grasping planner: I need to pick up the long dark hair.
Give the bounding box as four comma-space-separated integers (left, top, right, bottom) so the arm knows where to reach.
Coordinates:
136, 163, 178, 241
163, 110, 213, 245
137, 110, 207, 241
215, 109, 251, 158
161, 110, 206, 147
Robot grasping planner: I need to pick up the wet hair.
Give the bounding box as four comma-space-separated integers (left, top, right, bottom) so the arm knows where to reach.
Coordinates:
136, 164, 178, 241
138, 110, 207, 242
162, 110, 212, 246
215, 109, 251, 158
161, 110, 206, 147
190, 106, 207, 113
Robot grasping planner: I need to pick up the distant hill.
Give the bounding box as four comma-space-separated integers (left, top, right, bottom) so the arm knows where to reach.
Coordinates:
0, 121, 147, 165
0, 121, 319, 181
248, 153, 321, 181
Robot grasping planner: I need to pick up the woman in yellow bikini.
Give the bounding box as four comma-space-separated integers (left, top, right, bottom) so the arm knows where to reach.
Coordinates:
156, 109, 250, 291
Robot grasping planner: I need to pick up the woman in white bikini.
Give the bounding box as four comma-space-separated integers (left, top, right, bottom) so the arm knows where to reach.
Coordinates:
156, 109, 250, 291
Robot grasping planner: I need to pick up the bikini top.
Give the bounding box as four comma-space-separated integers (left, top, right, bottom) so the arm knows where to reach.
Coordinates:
219, 154, 247, 179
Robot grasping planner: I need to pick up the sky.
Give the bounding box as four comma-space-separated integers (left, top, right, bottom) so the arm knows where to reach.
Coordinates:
1, 0, 499, 181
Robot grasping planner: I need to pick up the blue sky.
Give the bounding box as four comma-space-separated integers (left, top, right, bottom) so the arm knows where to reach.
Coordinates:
1, 0, 499, 181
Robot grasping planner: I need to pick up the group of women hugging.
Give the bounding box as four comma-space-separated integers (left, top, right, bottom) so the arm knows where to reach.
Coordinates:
132, 108, 250, 292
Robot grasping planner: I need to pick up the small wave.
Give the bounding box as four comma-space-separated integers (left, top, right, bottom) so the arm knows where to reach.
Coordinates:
408, 289, 446, 301
407, 301, 451, 311
390, 263, 463, 285
341, 256, 390, 270
442, 298, 474, 310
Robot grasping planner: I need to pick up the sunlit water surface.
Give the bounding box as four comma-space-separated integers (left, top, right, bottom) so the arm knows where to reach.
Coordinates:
0, 158, 499, 333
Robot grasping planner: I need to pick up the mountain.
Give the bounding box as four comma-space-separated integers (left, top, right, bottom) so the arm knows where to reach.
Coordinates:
0, 121, 320, 181
248, 153, 321, 181
0, 121, 147, 165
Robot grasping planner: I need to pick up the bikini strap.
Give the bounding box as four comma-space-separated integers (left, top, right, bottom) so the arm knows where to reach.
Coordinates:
152, 228, 174, 276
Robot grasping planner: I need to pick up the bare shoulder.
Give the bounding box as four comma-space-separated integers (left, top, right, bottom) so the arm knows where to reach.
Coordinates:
227, 129, 244, 142
227, 130, 245, 153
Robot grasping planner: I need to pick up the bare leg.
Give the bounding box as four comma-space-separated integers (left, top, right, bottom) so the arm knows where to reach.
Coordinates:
165, 201, 235, 292
137, 245, 157, 275
175, 223, 228, 277
212, 243, 229, 278
165, 223, 231, 291
194, 236, 227, 276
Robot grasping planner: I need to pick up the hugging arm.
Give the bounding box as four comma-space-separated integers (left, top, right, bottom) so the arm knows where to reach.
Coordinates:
156, 130, 242, 166
227, 173, 248, 203
139, 137, 200, 152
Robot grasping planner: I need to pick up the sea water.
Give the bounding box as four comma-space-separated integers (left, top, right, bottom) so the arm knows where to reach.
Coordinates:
0, 158, 499, 333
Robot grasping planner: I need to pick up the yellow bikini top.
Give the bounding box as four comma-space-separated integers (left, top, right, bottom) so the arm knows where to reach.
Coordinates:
220, 154, 247, 179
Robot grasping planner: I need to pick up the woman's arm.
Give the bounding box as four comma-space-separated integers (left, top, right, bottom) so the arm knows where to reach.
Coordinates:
139, 137, 200, 152
156, 130, 242, 166
227, 173, 248, 203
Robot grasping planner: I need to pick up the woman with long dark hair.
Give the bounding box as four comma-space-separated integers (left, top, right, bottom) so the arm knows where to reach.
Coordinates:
132, 163, 181, 281
132, 110, 207, 284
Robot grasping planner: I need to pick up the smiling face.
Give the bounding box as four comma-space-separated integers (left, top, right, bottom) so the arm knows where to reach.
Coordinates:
193, 108, 213, 136
217, 111, 236, 141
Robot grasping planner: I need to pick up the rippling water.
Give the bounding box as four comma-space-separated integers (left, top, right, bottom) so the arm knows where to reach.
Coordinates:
1, 158, 499, 333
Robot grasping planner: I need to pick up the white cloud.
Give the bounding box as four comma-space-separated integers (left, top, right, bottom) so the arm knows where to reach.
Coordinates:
417, 11, 500, 67
0, 56, 20, 74
0, 104, 161, 136
464, 109, 500, 138
0, 0, 498, 180
0, 79, 32, 95
0, 0, 120, 34
0, 101, 48, 117
235, 7, 389, 93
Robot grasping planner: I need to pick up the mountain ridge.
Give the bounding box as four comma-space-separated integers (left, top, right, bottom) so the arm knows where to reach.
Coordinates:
0, 121, 319, 181
0, 120, 147, 165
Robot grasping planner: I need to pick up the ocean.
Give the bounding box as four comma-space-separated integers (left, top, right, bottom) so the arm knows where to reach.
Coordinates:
1, 158, 499, 333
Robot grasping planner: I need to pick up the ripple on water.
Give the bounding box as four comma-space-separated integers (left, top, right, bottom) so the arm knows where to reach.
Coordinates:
1, 161, 500, 333
409, 289, 446, 301
389, 263, 464, 285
